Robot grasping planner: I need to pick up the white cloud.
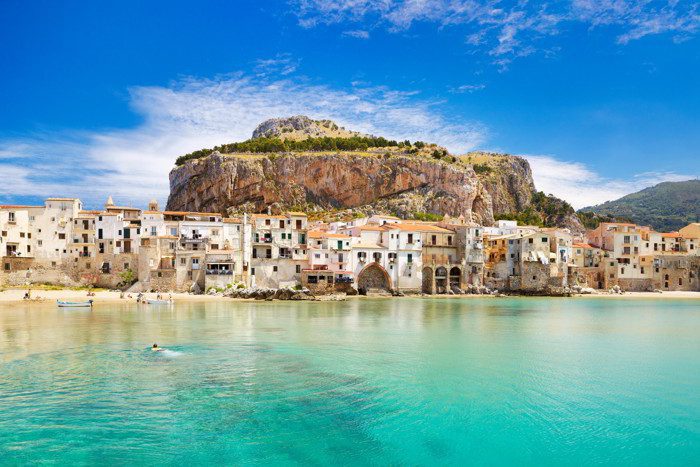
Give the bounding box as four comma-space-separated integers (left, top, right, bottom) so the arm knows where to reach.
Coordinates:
292, 0, 699, 64
342, 29, 370, 38
254, 53, 300, 76
0, 73, 486, 208
524, 154, 697, 209
450, 83, 486, 93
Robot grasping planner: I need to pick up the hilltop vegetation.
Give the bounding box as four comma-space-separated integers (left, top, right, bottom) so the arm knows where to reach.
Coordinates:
175, 136, 410, 166
495, 191, 575, 228
580, 179, 700, 231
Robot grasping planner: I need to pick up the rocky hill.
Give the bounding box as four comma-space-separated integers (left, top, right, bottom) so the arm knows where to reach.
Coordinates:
581, 179, 700, 231
167, 116, 584, 231
252, 115, 365, 141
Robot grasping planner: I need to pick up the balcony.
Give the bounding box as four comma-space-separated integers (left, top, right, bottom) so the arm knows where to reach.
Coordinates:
181, 235, 209, 244
206, 269, 233, 275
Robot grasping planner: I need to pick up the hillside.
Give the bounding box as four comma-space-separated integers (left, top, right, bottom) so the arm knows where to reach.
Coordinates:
581, 179, 700, 231
167, 116, 584, 231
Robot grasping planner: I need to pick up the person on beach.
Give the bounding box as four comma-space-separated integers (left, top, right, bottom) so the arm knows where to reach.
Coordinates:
23, 289, 31, 300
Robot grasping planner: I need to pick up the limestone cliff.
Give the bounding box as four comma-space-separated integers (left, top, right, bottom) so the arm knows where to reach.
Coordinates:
168, 152, 496, 224
166, 117, 584, 231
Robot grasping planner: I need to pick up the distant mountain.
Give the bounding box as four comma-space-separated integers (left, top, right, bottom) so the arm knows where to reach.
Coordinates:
580, 180, 700, 232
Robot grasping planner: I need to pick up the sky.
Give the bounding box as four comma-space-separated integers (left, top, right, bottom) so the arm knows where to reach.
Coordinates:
1, 0, 699, 210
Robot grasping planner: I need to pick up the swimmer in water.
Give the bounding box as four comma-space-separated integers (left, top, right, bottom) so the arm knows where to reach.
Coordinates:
152, 343, 165, 352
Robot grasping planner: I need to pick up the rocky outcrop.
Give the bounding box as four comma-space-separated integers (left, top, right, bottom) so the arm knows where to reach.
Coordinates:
252, 115, 365, 141
168, 152, 498, 224
166, 117, 583, 231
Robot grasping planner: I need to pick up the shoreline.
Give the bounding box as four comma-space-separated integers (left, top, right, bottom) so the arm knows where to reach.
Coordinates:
0, 288, 699, 304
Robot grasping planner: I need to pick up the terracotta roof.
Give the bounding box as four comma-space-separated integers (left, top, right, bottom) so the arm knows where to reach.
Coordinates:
573, 243, 595, 248
185, 212, 221, 217
162, 211, 188, 216
46, 197, 78, 201
386, 223, 453, 233
107, 206, 141, 211
287, 211, 307, 216
142, 210, 163, 215
308, 230, 350, 239
357, 225, 385, 231
223, 218, 242, 223
251, 214, 287, 220
661, 232, 681, 238
352, 243, 384, 249
0, 205, 43, 209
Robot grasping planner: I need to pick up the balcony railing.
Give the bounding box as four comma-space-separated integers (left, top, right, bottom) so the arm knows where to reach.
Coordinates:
181, 236, 209, 244
206, 269, 233, 275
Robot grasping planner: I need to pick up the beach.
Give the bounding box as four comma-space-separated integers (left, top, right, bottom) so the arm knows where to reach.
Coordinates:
0, 287, 698, 304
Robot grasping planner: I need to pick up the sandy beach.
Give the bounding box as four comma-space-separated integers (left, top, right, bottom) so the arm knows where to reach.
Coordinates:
0, 288, 230, 304
0, 288, 698, 304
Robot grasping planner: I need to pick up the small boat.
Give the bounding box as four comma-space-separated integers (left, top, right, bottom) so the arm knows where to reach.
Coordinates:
57, 300, 93, 308
143, 299, 173, 305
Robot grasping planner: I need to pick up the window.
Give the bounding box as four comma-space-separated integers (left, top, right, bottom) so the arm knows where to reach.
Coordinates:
541, 237, 548, 243
181, 258, 186, 265
407, 254, 413, 263
58, 233, 65, 240
273, 266, 278, 272
151, 226, 157, 236
679, 278, 683, 286
4, 263, 9, 271
8, 212, 15, 222
296, 265, 301, 273
279, 220, 285, 229
447, 236, 452, 246
265, 219, 270, 226
407, 233, 414, 244
19, 232, 25, 238
528, 238, 533, 244
431, 235, 437, 245
251, 267, 256, 276
1, 231, 5, 237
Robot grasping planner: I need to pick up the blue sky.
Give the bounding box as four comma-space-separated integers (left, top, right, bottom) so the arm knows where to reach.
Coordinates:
1, 0, 698, 209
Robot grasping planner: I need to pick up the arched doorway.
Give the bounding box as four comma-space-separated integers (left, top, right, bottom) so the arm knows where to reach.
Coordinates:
435, 266, 448, 294
422, 267, 434, 294
357, 263, 392, 293
449, 267, 461, 290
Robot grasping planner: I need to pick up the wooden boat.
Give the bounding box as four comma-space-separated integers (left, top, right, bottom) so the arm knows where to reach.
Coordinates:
144, 299, 173, 305
57, 300, 93, 308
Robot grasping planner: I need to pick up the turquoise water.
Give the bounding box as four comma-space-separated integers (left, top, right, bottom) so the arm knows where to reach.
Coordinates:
1, 297, 699, 465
